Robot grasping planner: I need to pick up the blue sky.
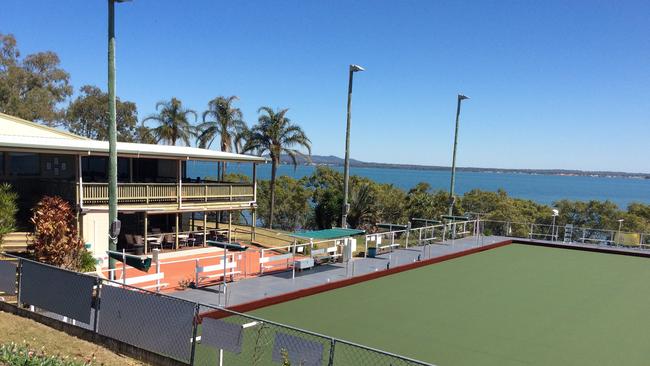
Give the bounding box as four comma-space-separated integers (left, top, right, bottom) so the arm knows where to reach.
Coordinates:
2, 1, 649, 172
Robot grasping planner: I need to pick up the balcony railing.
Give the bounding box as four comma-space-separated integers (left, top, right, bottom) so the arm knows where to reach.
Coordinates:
81, 182, 255, 207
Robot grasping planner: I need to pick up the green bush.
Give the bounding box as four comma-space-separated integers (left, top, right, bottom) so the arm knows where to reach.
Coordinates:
0, 183, 18, 244
78, 249, 96, 273
0, 342, 91, 366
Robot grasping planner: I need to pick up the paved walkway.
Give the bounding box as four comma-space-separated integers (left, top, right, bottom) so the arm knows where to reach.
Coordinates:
170, 235, 506, 308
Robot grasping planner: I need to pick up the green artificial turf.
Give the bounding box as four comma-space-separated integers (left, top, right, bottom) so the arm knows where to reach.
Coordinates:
249, 244, 650, 366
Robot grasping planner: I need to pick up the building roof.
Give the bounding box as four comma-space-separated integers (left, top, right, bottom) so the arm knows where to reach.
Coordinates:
0, 134, 267, 162
0, 112, 88, 140
0, 112, 266, 163
290, 228, 366, 240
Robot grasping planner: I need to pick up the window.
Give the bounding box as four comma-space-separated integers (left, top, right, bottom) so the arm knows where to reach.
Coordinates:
9, 153, 39, 176
82, 156, 130, 182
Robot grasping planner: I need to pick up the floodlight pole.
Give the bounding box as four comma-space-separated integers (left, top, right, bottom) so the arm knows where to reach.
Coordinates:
342, 64, 364, 228
107, 0, 119, 272
448, 94, 469, 216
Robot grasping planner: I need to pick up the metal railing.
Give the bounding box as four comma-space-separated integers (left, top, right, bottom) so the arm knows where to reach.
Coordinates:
479, 219, 650, 249
363, 220, 478, 257
0, 254, 434, 366
81, 182, 255, 206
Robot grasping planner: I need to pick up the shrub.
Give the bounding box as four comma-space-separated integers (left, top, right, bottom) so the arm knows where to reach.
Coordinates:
78, 249, 96, 273
31, 196, 86, 271
0, 342, 92, 366
0, 183, 18, 244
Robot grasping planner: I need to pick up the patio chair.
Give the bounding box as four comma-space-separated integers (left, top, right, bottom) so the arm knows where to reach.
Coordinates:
163, 234, 175, 249
187, 233, 198, 247
131, 235, 145, 255
151, 227, 161, 235
124, 234, 135, 250
147, 235, 163, 250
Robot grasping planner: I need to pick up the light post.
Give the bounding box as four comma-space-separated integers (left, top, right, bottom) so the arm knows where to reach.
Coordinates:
108, 0, 129, 273
551, 209, 559, 241
448, 94, 469, 216
341, 64, 365, 228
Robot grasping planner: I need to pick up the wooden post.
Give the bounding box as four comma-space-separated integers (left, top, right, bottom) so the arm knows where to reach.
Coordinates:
251, 208, 256, 242
144, 211, 148, 254
175, 213, 179, 250
77, 155, 84, 209
228, 211, 232, 243
203, 212, 208, 247
252, 163, 257, 202
177, 160, 182, 209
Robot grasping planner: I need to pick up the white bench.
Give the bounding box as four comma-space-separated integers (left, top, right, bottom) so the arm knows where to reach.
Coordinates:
312, 247, 340, 264
195, 262, 239, 286
119, 272, 168, 291
259, 253, 293, 272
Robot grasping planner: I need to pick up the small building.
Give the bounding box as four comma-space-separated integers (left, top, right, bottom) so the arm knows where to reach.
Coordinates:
0, 112, 265, 263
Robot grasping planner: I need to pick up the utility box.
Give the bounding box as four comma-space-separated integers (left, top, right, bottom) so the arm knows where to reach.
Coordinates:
343, 238, 353, 262
295, 258, 314, 270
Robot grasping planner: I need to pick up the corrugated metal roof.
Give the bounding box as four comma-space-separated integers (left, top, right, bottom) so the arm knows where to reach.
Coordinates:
290, 228, 365, 240
0, 134, 267, 163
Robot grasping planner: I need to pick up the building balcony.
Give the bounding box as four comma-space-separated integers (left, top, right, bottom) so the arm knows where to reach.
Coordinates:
80, 182, 255, 211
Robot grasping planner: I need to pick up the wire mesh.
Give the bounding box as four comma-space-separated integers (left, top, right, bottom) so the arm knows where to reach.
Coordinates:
19, 259, 96, 324
194, 309, 333, 366
333, 340, 432, 366
96, 282, 197, 363
0, 260, 17, 295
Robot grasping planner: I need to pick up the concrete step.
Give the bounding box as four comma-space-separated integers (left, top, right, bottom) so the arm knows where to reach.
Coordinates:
1, 232, 32, 253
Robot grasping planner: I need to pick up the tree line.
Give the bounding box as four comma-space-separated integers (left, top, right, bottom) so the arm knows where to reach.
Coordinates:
241, 166, 650, 235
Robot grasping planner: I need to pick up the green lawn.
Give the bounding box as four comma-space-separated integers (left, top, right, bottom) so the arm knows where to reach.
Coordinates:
248, 244, 650, 366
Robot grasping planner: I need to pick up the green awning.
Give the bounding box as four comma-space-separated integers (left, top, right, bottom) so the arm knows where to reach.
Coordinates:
206, 240, 249, 251
290, 228, 365, 240
107, 251, 152, 272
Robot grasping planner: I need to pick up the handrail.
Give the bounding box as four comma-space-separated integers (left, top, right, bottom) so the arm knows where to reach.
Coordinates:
80, 182, 255, 206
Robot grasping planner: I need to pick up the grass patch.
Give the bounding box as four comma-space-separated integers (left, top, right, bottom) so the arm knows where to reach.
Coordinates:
0, 311, 143, 366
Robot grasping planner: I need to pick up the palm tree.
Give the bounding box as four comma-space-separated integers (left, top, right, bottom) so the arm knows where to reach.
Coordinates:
143, 98, 197, 146
134, 122, 157, 144
197, 96, 248, 180
347, 183, 375, 229
244, 107, 311, 228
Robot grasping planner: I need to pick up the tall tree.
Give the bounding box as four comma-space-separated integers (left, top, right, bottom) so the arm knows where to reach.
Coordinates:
143, 97, 197, 146
134, 122, 157, 144
197, 96, 248, 179
244, 107, 311, 228
65, 85, 138, 141
0, 34, 72, 126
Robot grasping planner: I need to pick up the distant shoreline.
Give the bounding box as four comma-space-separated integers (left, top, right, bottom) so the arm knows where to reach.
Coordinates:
278, 154, 650, 180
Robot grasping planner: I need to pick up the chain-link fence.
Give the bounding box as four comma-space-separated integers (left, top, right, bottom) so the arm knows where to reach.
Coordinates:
0, 255, 434, 366
193, 304, 432, 366
480, 219, 650, 249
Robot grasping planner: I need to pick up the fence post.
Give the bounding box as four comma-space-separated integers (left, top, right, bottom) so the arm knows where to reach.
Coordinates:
16, 258, 23, 307
364, 236, 368, 258
328, 338, 336, 366
189, 303, 200, 366
641, 234, 644, 248
93, 277, 102, 333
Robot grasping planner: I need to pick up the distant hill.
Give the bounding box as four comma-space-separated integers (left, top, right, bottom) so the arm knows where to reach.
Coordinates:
276, 154, 650, 179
